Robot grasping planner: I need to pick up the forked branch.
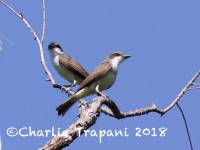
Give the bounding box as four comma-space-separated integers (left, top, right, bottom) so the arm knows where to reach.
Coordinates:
0, 0, 56, 88
39, 70, 200, 149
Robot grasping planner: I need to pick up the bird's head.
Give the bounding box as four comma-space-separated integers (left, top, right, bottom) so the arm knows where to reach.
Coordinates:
48, 42, 64, 55
107, 51, 131, 66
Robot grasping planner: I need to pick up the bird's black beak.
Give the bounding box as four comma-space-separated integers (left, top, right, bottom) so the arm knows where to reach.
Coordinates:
123, 55, 131, 59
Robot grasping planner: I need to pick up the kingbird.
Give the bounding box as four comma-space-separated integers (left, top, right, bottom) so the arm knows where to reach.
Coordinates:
56, 51, 131, 116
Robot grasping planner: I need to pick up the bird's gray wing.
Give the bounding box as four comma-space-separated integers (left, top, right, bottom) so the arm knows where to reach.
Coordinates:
59, 54, 89, 79
76, 62, 112, 92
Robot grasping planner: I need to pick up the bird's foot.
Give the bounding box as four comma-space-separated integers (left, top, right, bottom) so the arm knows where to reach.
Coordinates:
61, 85, 70, 92
61, 85, 73, 97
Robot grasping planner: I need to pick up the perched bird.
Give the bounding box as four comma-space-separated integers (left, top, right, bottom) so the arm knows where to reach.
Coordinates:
48, 42, 89, 88
56, 51, 131, 116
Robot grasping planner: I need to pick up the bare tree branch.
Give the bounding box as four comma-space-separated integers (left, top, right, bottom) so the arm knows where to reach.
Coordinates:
0, 0, 56, 89
39, 97, 102, 150
100, 102, 162, 119
39, 70, 200, 149
101, 70, 200, 118
162, 70, 200, 114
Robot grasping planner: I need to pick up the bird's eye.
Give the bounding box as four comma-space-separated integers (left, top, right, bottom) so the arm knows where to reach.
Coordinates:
115, 52, 120, 56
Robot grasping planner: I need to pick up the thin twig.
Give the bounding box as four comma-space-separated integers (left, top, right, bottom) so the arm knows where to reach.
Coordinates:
192, 83, 200, 86
162, 70, 200, 114
187, 87, 200, 91
41, 0, 46, 44
176, 103, 193, 150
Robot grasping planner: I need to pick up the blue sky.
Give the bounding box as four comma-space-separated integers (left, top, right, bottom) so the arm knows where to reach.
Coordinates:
0, 0, 200, 149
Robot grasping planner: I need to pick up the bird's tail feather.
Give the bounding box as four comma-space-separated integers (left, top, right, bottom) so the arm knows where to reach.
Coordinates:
56, 96, 77, 116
